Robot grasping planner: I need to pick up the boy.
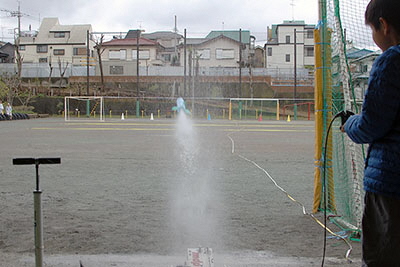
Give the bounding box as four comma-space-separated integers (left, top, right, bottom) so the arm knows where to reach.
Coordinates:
342, 0, 400, 265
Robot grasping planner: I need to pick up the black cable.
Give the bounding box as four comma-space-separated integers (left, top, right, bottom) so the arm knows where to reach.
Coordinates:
321, 111, 350, 267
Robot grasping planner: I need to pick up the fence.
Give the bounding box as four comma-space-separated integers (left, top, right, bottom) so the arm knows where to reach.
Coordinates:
0, 63, 313, 80
0, 63, 95, 78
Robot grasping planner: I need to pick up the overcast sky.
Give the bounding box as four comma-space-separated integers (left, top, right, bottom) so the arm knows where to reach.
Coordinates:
0, 0, 318, 44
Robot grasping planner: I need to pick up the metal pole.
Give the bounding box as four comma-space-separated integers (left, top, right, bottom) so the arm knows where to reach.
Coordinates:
294, 28, 297, 120
12, 157, 61, 267
184, 29, 187, 96
239, 28, 242, 98
136, 30, 140, 117
86, 30, 90, 96
294, 28, 297, 100
33, 161, 43, 267
192, 50, 195, 115
34, 190, 43, 267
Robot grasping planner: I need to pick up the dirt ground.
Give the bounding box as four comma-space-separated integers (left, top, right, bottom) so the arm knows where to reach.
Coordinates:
0, 117, 361, 266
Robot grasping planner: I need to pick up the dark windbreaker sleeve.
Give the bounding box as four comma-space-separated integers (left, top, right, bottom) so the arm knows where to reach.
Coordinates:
344, 48, 400, 144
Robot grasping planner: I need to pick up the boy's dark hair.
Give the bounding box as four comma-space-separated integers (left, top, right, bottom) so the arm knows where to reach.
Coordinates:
365, 0, 400, 34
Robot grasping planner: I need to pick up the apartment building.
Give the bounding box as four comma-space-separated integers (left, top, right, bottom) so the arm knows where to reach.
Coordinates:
265, 21, 315, 70
18, 18, 95, 66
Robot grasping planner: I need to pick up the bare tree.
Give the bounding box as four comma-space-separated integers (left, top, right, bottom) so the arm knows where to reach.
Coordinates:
94, 34, 106, 90
15, 43, 23, 79
13, 35, 23, 96
58, 57, 69, 90
0, 73, 20, 105
15, 79, 34, 110
48, 56, 53, 91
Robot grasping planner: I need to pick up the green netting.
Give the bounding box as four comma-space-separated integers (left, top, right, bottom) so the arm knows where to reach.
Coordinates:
319, 0, 377, 230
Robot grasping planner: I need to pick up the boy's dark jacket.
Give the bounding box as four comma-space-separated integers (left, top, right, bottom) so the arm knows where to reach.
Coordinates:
345, 45, 400, 199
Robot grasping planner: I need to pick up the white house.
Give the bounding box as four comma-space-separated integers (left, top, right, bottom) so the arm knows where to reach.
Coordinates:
179, 31, 254, 69
347, 48, 380, 99
264, 21, 315, 71
98, 36, 164, 76
18, 18, 94, 66
140, 31, 183, 65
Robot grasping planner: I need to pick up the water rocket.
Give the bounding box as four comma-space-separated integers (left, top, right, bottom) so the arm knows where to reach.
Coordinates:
172, 97, 191, 115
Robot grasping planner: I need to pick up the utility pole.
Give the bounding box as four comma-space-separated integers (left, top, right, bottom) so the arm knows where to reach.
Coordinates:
184, 29, 187, 96
174, 15, 178, 61
86, 30, 90, 96
1, 1, 25, 78
239, 28, 242, 98
294, 28, 297, 100
136, 30, 140, 117
17, 1, 21, 38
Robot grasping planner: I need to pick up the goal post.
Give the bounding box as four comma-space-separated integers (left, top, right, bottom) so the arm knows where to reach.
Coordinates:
64, 96, 105, 121
229, 98, 280, 120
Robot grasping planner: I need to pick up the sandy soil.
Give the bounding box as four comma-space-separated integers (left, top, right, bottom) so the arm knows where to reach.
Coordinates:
0, 117, 361, 266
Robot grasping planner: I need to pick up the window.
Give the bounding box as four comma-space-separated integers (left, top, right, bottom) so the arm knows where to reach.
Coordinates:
110, 66, 123, 75
286, 35, 291, 44
132, 50, 150, 60
109, 50, 127, 60
305, 47, 314, 57
39, 58, 48, 63
362, 65, 368, 73
162, 54, 171, 62
267, 47, 272, 56
216, 49, 234, 59
19, 45, 26, 51
54, 32, 66, 38
37, 45, 48, 53
73, 47, 87, 56
285, 54, 290, 62
54, 49, 65, 55
307, 30, 314, 39
195, 49, 210, 59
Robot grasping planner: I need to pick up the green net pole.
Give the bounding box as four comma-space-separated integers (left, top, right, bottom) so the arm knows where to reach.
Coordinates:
136, 100, 140, 118
238, 101, 242, 120
86, 100, 90, 117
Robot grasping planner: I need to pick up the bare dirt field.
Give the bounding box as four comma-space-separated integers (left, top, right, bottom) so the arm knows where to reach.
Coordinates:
0, 116, 361, 266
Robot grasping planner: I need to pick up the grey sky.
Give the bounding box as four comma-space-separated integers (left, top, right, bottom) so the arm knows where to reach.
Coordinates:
1, 0, 318, 44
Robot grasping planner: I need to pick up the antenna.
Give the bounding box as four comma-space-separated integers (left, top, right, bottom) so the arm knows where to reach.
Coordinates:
290, 0, 295, 21
137, 21, 143, 30
0, 1, 37, 39
174, 15, 178, 58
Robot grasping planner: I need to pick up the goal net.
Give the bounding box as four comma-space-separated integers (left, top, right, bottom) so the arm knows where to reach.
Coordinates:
313, 0, 377, 231
229, 98, 280, 120
64, 96, 105, 121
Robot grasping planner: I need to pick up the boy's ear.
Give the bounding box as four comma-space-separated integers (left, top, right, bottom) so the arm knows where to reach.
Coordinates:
379, 17, 390, 35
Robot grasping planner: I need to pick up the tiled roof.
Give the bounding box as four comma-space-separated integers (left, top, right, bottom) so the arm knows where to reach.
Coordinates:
347, 48, 374, 59
205, 30, 251, 44
102, 37, 159, 46
142, 31, 183, 40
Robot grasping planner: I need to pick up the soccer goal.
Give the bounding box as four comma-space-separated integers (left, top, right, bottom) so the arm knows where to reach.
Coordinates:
229, 98, 280, 120
64, 96, 105, 121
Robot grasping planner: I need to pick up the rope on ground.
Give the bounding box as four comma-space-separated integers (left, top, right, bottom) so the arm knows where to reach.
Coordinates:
227, 131, 353, 262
